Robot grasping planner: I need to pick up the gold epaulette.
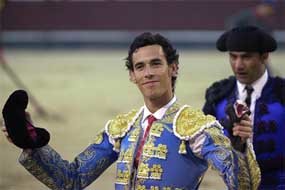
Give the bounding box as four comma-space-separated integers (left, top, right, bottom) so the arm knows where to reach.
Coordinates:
173, 105, 217, 154
105, 108, 143, 151
106, 109, 141, 139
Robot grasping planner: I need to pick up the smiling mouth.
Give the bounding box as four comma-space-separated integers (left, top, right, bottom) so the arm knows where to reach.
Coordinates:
143, 81, 158, 86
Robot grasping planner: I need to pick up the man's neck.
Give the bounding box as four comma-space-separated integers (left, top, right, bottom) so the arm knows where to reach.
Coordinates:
144, 94, 174, 113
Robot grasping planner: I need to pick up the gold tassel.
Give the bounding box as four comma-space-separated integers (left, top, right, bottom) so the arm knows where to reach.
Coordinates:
179, 140, 187, 154
113, 139, 121, 152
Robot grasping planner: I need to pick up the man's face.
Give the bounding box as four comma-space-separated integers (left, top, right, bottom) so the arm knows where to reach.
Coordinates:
229, 51, 267, 85
129, 45, 177, 102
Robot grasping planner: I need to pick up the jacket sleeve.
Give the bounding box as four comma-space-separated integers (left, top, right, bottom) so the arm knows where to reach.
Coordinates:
189, 123, 260, 190
19, 131, 118, 190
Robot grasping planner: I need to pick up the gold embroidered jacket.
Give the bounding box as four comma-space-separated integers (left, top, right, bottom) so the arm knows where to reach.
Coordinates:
19, 103, 260, 190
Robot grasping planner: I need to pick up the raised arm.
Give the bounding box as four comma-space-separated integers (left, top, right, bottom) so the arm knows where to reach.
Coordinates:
2, 90, 119, 189
19, 131, 118, 190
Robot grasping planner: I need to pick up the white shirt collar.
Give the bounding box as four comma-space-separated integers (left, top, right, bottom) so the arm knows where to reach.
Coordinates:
142, 95, 177, 123
237, 70, 268, 100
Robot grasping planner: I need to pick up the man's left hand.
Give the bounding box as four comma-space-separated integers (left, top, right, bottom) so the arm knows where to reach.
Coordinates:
232, 114, 252, 143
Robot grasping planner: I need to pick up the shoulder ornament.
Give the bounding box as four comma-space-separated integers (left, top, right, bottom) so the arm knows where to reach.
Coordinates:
105, 107, 143, 139
173, 105, 221, 154
105, 107, 143, 151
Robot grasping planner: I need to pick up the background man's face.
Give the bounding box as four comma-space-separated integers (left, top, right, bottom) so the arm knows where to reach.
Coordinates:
229, 51, 267, 85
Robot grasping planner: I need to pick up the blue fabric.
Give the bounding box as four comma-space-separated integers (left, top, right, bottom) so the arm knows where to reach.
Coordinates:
20, 132, 118, 190
19, 103, 256, 189
115, 122, 208, 189
204, 77, 285, 189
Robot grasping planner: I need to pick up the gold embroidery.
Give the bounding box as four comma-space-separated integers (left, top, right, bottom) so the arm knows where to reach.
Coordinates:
166, 102, 180, 115
143, 141, 156, 157
114, 139, 121, 151
118, 146, 135, 163
137, 163, 163, 180
175, 106, 215, 138
150, 186, 159, 190
136, 185, 182, 190
237, 154, 251, 190
137, 185, 146, 190
156, 144, 168, 159
107, 109, 138, 139
149, 164, 163, 180
143, 141, 168, 160
128, 126, 141, 142
205, 127, 231, 148
93, 131, 104, 144
178, 140, 187, 154
150, 123, 164, 137
137, 163, 150, 179
162, 102, 181, 123
116, 121, 142, 186
203, 126, 260, 189
79, 148, 96, 161
148, 186, 181, 190
175, 106, 216, 154
20, 146, 112, 190
244, 145, 261, 190
116, 169, 131, 185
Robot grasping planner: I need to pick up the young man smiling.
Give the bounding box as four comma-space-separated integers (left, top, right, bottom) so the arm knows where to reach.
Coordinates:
129, 44, 178, 112
2, 32, 260, 189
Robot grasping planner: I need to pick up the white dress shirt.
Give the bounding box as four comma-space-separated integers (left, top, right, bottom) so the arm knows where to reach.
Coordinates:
107, 96, 177, 145
237, 70, 268, 123
141, 96, 177, 134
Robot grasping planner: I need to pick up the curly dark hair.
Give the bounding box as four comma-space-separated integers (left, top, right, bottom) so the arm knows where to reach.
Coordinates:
125, 32, 179, 92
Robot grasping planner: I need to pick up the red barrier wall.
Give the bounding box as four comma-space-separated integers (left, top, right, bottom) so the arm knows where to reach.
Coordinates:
1, 1, 284, 30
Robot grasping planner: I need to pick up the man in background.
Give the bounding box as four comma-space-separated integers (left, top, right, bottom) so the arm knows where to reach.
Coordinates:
203, 26, 285, 189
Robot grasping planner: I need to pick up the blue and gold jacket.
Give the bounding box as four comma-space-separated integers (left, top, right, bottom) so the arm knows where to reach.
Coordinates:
203, 76, 285, 189
19, 102, 260, 190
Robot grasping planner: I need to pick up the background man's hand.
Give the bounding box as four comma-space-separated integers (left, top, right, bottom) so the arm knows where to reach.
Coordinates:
232, 114, 252, 143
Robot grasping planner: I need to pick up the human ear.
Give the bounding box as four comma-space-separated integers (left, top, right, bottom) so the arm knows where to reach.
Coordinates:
261, 53, 269, 61
170, 63, 179, 77
129, 70, 137, 83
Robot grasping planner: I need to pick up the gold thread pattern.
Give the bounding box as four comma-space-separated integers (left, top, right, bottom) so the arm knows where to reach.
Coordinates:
93, 132, 104, 145
107, 109, 138, 139
116, 169, 131, 185
175, 107, 216, 138
245, 145, 261, 190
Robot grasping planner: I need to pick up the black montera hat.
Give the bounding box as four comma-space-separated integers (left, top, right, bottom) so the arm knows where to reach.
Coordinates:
2, 90, 50, 149
216, 26, 277, 52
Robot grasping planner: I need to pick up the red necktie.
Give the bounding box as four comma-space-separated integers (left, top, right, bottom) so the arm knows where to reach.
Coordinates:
134, 115, 156, 168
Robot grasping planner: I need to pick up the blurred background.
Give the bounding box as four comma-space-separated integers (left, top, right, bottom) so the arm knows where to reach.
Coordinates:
0, 0, 284, 189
